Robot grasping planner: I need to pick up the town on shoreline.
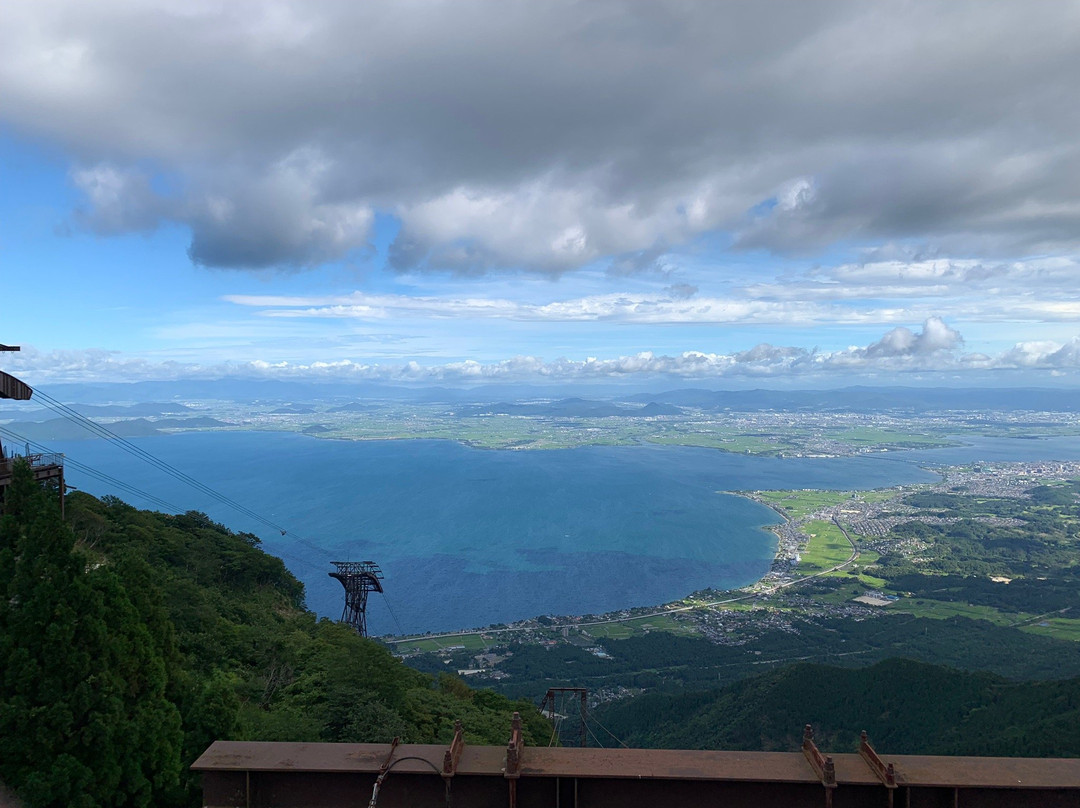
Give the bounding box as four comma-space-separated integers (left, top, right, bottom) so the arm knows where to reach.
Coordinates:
387, 459, 1080, 673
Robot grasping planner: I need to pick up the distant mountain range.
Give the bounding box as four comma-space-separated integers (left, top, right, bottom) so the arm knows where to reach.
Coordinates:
625, 386, 1080, 413
326, 402, 384, 413
12, 380, 1080, 413
459, 398, 683, 417
0, 416, 231, 441
0, 401, 195, 422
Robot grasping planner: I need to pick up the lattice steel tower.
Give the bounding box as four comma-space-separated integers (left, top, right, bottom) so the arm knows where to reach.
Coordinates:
328, 561, 384, 636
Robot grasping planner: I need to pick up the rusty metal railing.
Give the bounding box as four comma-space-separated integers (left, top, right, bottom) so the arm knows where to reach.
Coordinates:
193, 720, 1080, 808
0, 451, 63, 477
0, 453, 64, 472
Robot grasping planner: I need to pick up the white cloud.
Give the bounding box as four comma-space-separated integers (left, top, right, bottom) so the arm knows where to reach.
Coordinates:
747, 257, 1080, 300
737, 256, 1080, 327
223, 290, 896, 326
9, 321, 1080, 385
390, 177, 718, 274
864, 317, 962, 358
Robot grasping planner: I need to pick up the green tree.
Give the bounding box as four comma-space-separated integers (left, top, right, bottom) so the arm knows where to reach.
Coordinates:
0, 461, 182, 807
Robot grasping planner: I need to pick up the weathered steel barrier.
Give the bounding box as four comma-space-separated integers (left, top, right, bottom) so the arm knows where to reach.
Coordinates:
194, 719, 1080, 808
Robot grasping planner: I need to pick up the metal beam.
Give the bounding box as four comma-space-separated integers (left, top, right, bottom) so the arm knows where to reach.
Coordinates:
0, 370, 32, 401
193, 735, 1080, 808
443, 720, 465, 780
541, 687, 589, 748
801, 724, 837, 808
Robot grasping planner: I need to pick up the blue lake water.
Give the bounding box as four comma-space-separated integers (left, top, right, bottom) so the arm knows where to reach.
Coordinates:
47, 431, 1080, 634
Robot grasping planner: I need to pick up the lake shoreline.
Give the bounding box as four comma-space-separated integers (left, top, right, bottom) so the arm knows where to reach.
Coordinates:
50, 430, 1080, 634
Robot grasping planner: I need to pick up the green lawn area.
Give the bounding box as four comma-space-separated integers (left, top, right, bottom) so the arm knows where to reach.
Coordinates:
814, 566, 889, 590
797, 519, 853, 574
857, 489, 901, 505
585, 622, 636, 639
391, 633, 493, 653
828, 427, 950, 446
711, 600, 765, 612
647, 433, 794, 455
889, 598, 1025, 626
849, 569, 889, 588
844, 549, 888, 587
855, 573, 888, 588
1021, 617, 1080, 642
810, 581, 871, 605
853, 548, 881, 565
584, 613, 699, 639
756, 490, 853, 519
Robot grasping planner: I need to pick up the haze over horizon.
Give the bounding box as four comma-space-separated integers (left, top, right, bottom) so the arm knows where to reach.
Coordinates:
3, 1, 1080, 389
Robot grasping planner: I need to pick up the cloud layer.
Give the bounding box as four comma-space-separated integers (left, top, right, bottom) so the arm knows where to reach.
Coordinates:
222, 249, 1080, 325
8, 321, 1080, 385
4, 1, 1080, 271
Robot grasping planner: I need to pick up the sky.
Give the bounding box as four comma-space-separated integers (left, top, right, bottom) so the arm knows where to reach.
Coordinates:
2, 0, 1080, 389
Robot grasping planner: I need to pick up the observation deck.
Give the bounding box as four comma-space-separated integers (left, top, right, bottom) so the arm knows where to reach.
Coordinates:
194, 721, 1080, 808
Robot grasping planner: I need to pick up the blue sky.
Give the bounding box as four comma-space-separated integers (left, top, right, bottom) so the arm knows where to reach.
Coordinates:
2, 1, 1080, 388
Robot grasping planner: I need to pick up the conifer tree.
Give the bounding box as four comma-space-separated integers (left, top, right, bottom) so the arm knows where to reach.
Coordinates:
0, 461, 182, 807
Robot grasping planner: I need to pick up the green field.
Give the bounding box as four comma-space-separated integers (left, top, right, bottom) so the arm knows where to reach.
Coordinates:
856, 489, 901, 505
392, 633, 494, 653
1021, 617, 1080, 641
834, 547, 888, 587
827, 427, 951, 447
755, 490, 853, 519
709, 600, 765, 612
796, 519, 853, 574
889, 598, 1026, 626
391, 610, 701, 651
583, 613, 700, 639
647, 432, 796, 455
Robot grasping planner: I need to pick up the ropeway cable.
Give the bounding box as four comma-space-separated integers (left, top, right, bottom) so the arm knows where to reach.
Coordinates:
378, 592, 407, 636
31, 388, 297, 535
0, 426, 187, 514
30, 388, 340, 558
588, 714, 630, 749
0, 426, 330, 575
584, 719, 605, 749
16, 391, 401, 602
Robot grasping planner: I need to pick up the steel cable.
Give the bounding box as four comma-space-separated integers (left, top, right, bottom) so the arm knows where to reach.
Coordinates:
0, 426, 330, 576
30, 388, 342, 559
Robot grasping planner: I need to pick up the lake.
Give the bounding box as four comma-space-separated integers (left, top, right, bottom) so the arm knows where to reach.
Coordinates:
48, 431, 1080, 633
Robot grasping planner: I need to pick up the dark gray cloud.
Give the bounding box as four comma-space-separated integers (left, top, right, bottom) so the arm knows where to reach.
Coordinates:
734, 344, 810, 364
664, 284, 698, 300
3, 1, 1079, 270
607, 245, 674, 278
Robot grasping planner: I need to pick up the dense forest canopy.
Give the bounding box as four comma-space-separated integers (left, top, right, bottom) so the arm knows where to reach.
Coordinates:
598, 657, 1080, 758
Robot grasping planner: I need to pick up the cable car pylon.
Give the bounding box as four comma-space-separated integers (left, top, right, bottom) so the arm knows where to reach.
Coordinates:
328, 561, 384, 636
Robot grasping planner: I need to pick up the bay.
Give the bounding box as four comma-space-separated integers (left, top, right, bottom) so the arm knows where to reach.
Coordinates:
46, 431, 1080, 634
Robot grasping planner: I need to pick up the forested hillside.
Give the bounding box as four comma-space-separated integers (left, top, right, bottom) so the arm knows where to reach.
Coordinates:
0, 461, 547, 808
599, 657, 1080, 757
